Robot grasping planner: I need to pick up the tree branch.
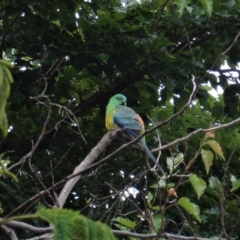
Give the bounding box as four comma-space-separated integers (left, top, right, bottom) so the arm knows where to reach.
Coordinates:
211, 69, 240, 74
72, 67, 148, 112
8, 103, 52, 171
0, 8, 25, 58
5, 131, 118, 217
3, 219, 227, 240
6, 86, 240, 217
113, 230, 226, 240
78, 75, 196, 171
1, 225, 18, 240
6, 220, 52, 234
200, 30, 240, 82
153, 116, 240, 152
57, 131, 119, 207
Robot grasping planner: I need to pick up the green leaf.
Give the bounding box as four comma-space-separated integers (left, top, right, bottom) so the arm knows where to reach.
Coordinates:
186, 6, 193, 14
113, 223, 130, 231
147, 191, 153, 207
201, 149, 213, 174
230, 175, 240, 192
0, 60, 14, 137
174, 0, 190, 16
167, 153, 184, 174
96, 53, 110, 64
94, 222, 116, 240
37, 208, 116, 240
209, 176, 221, 189
152, 205, 160, 211
37, 208, 75, 240
178, 197, 201, 222
211, 103, 223, 119
150, 178, 175, 189
209, 176, 222, 195
152, 0, 164, 8
189, 174, 206, 199
149, 64, 162, 79
199, 0, 213, 17
221, 0, 235, 8
150, 214, 162, 233
204, 140, 225, 160
113, 217, 136, 228
0, 156, 18, 182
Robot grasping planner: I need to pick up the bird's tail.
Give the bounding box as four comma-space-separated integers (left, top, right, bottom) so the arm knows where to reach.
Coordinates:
140, 140, 165, 175
123, 129, 165, 175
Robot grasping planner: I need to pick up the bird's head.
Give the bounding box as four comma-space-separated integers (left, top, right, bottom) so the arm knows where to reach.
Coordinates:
109, 94, 127, 106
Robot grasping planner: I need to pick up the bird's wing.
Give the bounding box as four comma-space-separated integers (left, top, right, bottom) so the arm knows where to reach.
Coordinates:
114, 106, 144, 131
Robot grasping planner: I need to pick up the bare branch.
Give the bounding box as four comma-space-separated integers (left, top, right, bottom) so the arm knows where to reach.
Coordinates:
57, 131, 118, 207
1, 225, 18, 240
5, 131, 118, 217
8, 104, 52, 171
153, 117, 240, 152
6, 220, 52, 234
112, 230, 226, 240
27, 234, 53, 240
30, 95, 87, 144
39, 57, 65, 96
179, 19, 197, 77
219, 146, 236, 238
200, 30, 240, 82
81, 113, 240, 181
3, 220, 227, 240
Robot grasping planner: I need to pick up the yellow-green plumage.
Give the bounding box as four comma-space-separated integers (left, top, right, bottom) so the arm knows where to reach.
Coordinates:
106, 94, 164, 174
106, 106, 118, 130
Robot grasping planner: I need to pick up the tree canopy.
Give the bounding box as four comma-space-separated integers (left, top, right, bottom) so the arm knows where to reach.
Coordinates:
1, 0, 240, 239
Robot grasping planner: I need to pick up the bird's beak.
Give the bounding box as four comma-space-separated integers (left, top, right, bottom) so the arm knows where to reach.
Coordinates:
122, 100, 126, 106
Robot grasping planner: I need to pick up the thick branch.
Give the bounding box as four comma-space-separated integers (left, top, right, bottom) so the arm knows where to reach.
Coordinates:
57, 131, 118, 208
3, 220, 226, 240
1, 225, 18, 240
5, 131, 118, 217
7, 227, 227, 240
6, 220, 52, 234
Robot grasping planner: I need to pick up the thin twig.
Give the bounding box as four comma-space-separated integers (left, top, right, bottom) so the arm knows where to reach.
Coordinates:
0, 8, 25, 58
30, 95, 87, 144
181, 24, 197, 77
112, 230, 227, 240
219, 146, 236, 238
199, 31, 240, 83
8, 103, 52, 171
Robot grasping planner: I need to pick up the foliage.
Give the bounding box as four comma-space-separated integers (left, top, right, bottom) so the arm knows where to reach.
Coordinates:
0, 154, 18, 182
0, 208, 116, 240
0, 0, 240, 239
36, 208, 116, 240
0, 60, 13, 137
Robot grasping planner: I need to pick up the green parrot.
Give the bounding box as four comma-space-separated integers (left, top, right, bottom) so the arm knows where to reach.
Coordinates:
106, 94, 164, 174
